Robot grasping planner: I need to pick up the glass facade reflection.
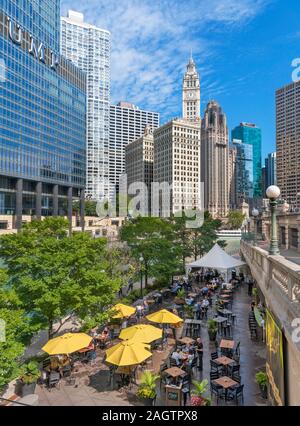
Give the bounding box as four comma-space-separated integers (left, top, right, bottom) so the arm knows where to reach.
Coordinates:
232, 123, 262, 198
232, 138, 254, 202
0, 1, 86, 227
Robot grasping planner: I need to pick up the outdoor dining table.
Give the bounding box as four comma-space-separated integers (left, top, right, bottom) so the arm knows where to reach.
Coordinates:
215, 356, 235, 375
219, 339, 235, 349
214, 316, 227, 324
164, 367, 186, 385
213, 376, 239, 400
177, 337, 195, 345
219, 309, 232, 315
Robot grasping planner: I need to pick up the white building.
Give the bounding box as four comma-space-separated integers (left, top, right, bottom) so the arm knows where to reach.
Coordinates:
182, 55, 201, 122
153, 119, 201, 214
109, 102, 159, 195
61, 10, 111, 201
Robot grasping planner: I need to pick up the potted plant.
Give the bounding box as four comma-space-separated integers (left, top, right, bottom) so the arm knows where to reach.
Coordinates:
174, 288, 185, 305
255, 371, 268, 399
136, 370, 160, 406
190, 379, 211, 406
184, 304, 194, 319
207, 319, 218, 341
19, 361, 41, 397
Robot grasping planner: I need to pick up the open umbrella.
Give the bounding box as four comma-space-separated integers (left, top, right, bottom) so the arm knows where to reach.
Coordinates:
146, 309, 183, 324
119, 324, 162, 343
111, 303, 136, 319
105, 339, 152, 366
42, 333, 92, 355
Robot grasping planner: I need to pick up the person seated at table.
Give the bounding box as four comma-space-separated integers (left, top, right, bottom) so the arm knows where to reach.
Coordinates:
49, 356, 60, 371
187, 350, 195, 366
171, 349, 183, 366
201, 286, 209, 296
100, 327, 110, 341
201, 297, 209, 309
185, 296, 194, 306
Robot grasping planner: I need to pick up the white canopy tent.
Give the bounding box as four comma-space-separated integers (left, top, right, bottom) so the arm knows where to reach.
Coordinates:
186, 244, 246, 282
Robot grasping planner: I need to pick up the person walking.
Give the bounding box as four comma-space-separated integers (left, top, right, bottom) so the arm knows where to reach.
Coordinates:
127, 279, 134, 294
248, 279, 254, 296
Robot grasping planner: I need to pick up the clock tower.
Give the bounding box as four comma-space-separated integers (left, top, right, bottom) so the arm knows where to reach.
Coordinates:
182, 54, 201, 122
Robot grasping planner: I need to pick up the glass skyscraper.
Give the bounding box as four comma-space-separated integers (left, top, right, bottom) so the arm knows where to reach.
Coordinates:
231, 122, 262, 198
232, 138, 254, 203
61, 10, 110, 202
0, 1, 86, 230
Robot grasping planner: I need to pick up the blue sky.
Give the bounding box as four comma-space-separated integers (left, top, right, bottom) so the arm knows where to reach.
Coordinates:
61, 0, 300, 159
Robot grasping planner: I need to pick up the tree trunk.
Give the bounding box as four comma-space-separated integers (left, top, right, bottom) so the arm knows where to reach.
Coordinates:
48, 319, 53, 340
145, 268, 148, 288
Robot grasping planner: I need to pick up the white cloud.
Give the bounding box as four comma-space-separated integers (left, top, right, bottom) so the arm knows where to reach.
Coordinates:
61, 0, 271, 121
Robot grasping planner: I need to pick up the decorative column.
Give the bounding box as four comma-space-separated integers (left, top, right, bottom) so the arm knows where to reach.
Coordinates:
80, 188, 85, 231
35, 182, 42, 220
266, 185, 281, 255
15, 178, 23, 231
53, 184, 58, 217
67, 186, 73, 235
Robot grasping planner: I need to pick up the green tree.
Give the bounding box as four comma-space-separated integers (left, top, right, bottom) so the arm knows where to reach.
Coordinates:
120, 217, 181, 287
0, 218, 123, 338
190, 212, 223, 260
227, 210, 246, 230
0, 270, 33, 391
73, 200, 98, 217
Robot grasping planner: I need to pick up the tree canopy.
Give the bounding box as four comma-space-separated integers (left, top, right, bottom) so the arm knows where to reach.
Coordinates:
0, 218, 124, 338
227, 210, 246, 230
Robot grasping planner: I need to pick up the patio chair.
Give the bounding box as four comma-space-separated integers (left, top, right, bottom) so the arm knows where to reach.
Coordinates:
227, 384, 244, 405
211, 351, 219, 360
210, 370, 220, 381
210, 382, 225, 404
48, 371, 60, 391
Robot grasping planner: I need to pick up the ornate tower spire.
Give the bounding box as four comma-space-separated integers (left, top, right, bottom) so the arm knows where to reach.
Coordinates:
182, 54, 201, 121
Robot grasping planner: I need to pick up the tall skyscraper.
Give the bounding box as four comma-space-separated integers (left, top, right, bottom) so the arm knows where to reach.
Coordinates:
276, 82, 300, 206
201, 101, 229, 218
125, 126, 154, 214
231, 123, 262, 198
182, 55, 201, 122
0, 1, 86, 230
109, 102, 159, 195
61, 11, 110, 201
153, 119, 201, 214
231, 138, 254, 204
228, 146, 237, 209
265, 152, 277, 189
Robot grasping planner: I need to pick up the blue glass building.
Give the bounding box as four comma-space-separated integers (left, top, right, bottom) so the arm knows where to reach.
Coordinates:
231, 123, 262, 199
0, 1, 86, 229
232, 138, 254, 202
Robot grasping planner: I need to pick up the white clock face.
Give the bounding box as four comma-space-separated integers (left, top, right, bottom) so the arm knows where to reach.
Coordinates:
188, 92, 194, 99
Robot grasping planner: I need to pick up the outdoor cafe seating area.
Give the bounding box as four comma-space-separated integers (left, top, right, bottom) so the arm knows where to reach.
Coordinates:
31, 261, 256, 407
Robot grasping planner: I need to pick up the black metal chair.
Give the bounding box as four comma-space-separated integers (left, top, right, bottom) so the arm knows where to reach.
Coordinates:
211, 351, 219, 360
227, 384, 244, 405
210, 382, 225, 404
48, 371, 60, 390
210, 370, 220, 381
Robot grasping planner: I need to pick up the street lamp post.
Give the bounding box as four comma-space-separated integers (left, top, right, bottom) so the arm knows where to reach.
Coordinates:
252, 208, 259, 246
139, 256, 144, 298
266, 185, 281, 255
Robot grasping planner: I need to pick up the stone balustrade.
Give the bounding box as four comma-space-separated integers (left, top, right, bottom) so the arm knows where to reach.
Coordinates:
240, 240, 300, 405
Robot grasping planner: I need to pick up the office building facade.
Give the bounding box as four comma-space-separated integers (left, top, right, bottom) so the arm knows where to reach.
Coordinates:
109, 102, 159, 196
0, 1, 86, 230
61, 10, 110, 201
153, 119, 201, 214
125, 126, 154, 214
276, 81, 300, 206
231, 122, 262, 198
201, 101, 229, 218
265, 152, 277, 189
232, 138, 254, 204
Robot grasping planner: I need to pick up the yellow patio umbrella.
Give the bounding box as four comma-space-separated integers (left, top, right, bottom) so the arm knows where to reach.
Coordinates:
42, 333, 92, 355
146, 309, 183, 324
105, 339, 152, 366
111, 303, 136, 319
119, 324, 162, 343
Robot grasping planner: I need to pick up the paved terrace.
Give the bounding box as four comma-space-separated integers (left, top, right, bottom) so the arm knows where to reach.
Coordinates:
30, 283, 267, 407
